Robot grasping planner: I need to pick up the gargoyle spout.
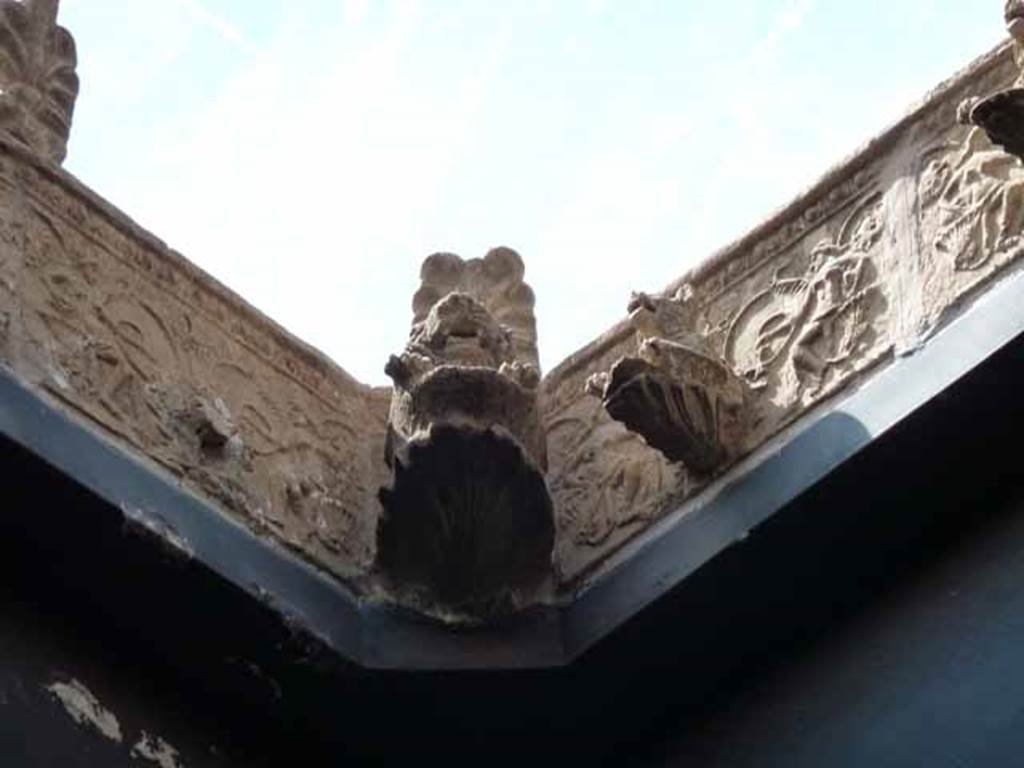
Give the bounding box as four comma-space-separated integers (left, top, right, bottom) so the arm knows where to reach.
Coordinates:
587, 285, 750, 476
961, 2, 1024, 159
377, 248, 553, 621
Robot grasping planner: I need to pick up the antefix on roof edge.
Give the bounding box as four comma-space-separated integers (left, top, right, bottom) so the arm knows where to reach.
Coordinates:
0, 0, 1023, 623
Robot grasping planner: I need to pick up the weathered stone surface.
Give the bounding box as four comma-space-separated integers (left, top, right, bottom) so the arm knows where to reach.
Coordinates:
543, 41, 1024, 584
0, 138, 389, 582
378, 248, 554, 619
0, 0, 77, 163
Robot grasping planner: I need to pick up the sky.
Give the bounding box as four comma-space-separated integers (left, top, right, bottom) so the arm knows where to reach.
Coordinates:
58, 1, 1005, 384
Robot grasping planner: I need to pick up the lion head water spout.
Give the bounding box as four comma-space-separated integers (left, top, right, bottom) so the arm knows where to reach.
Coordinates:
377, 248, 554, 621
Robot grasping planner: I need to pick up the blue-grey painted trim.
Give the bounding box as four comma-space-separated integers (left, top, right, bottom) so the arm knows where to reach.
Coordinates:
0, 369, 564, 670
1, 268, 1022, 670
0, 367, 367, 659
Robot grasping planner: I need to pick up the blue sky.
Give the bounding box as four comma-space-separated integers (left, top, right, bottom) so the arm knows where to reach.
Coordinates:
59, 1, 1005, 384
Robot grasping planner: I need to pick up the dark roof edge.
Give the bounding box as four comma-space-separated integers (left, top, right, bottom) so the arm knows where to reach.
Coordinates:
2, 260, 1022, 670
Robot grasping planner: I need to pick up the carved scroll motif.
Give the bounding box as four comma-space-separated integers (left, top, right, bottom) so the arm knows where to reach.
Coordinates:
0, 0, 78, 162
378, 248, 554, 619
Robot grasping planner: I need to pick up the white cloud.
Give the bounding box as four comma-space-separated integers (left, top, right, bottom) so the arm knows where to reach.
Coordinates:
164, 0, 258, 54
345, 0, 370, 25
749, 0, 817, 63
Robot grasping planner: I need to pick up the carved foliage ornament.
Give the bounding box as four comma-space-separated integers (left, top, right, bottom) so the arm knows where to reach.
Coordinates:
0, 0, 77, 163
378, 248, 554, 619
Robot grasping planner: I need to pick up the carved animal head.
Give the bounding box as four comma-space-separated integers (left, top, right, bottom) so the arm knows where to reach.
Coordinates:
627, 283, 701, 347
412, 291, 513, 368
411, 248, 539, 368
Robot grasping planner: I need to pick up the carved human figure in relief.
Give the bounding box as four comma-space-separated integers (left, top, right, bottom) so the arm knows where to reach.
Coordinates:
586, 283, 750, 475
919, 127, 1024, 271
378, 247, 553, 621
0, 0, 78, 163
789, 203, 880, 390
724, 194, 882, 398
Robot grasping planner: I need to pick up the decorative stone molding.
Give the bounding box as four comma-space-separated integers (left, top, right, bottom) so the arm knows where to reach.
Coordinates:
377, 248, 554, 619
0, 0, 77, 163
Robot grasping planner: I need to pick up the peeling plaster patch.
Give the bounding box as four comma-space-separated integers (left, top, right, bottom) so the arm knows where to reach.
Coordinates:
131, 732, 185, 768
46, 679, 123, 743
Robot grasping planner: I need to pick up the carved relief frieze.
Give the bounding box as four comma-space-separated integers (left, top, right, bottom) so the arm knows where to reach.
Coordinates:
724, 193, 887, 408
582, 191, 886, 491
547, 40, 1024, 582
2, 144, 386, 580
0, 164, 22, 360
697, 168, 878, 302
915, 124, 1024, 327
544, 336, 683, 582
545, 187, 894, 583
